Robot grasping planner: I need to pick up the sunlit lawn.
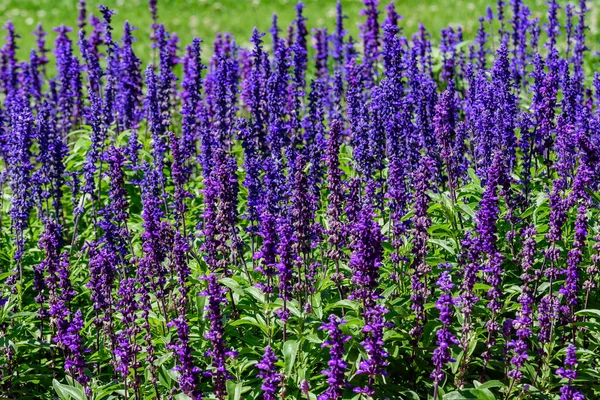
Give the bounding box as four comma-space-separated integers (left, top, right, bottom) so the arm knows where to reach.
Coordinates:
2, 0, 578, 63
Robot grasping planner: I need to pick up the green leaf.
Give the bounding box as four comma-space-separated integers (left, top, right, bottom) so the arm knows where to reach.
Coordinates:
575, 309, 600, 318
467, 168, 481, 188
227, 380, 244, 400
245, 287, 266, 304
52, 379, 86, 400
283, 339, 300, 376
304, 334, 322, 344
312, 292, 323, 319
535, 190, 548, 208
158, 365, 174, 388
458, 203, 476, 218
399, 390, 421, 400
229, 316, 269, 335
422, 320, 442, 348
444, 391, 476, 400
468, 389, 497, 400
473, 283, 492, 291
324, 299, 359, 312
429, 238, 456, 255
443, 389, 497, 400
450, 349, 463, 374
477, 380, 505, 390
444, 388, 499, 400
220, 277, 244, 296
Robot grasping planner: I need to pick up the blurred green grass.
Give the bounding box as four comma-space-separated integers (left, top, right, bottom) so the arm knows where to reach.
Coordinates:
1, 0, 597, 63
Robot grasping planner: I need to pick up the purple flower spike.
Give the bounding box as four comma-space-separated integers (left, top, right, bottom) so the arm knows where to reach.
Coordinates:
431, 264, 457, 395
409, 156, 436, 342
256, 346, 281, 400
168, 314, 203, 399
319, 315, 350, 400
77, 0, 86, 31
117, 21, 143, 130
354, 303, 390, 396
556, 345, 583, 400
508, 226, 537, 381
201, 273, 231, 399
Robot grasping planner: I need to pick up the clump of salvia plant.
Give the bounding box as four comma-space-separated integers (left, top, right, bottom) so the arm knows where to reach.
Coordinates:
1, 0, 600, 399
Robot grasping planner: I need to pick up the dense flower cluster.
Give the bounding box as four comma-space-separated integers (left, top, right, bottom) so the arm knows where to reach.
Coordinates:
1, 1, 600, 399
319, 314, 350, 400
431, 264, 457, 395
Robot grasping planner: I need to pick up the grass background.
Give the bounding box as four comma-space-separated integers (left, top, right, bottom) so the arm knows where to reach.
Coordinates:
3, 0, 594, 64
